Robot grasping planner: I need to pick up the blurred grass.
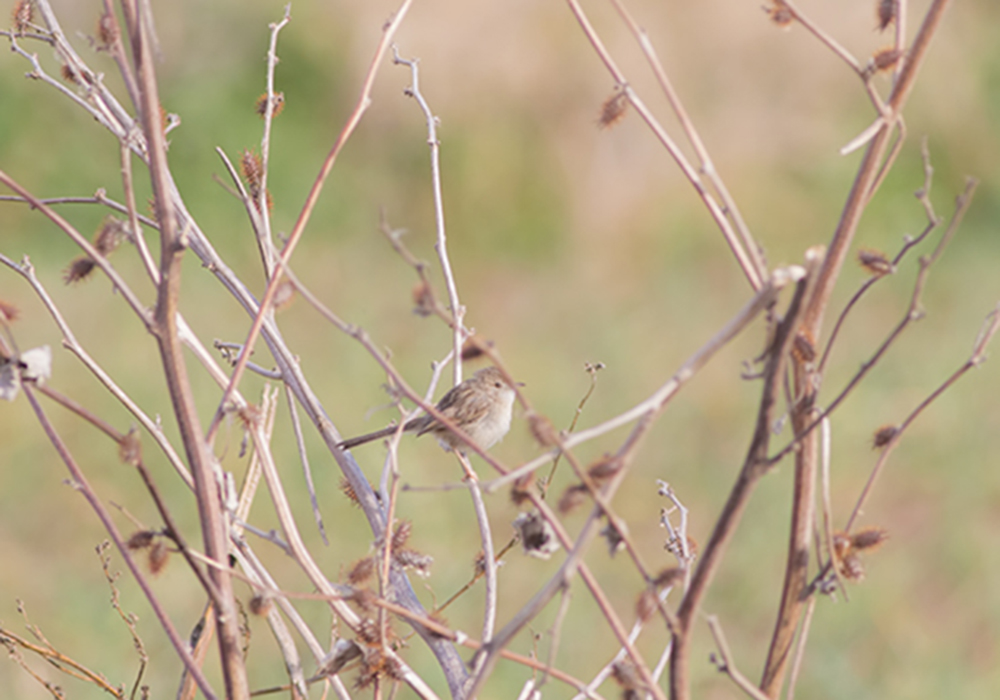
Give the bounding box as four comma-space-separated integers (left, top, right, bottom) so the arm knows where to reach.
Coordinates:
2, 0, 1000, 698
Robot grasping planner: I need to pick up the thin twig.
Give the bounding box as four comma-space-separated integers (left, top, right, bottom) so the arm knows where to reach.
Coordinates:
706, 616, 771, 700
20, 383, 217, 700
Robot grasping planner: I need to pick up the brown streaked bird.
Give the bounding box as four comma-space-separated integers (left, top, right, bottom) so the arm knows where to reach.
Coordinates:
338, 367, 517, 454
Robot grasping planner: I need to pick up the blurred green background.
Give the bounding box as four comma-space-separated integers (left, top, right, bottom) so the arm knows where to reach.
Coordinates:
2, 0, 999, 698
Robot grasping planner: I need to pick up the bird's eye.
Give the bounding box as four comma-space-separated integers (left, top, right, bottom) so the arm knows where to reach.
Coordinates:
495, 382, 502, 388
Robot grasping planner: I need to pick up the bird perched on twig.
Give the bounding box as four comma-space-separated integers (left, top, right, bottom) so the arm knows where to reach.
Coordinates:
338, 366, 517, 454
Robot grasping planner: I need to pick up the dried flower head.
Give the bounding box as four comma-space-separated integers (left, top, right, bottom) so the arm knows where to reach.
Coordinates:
340, 477, 361, 506
12, 0, 32, 33
96, 9, 119, 50
126, 530, 156, 551
411, 280, 435, 317
858, 248, 894, 276
239, 148, 271, 210
148, 539, 170, 574
63, 256, 97, 284
610, 659, 643, 695
598, 90, 629, 129
248, 593, 273, 617
513, 510, 559, 559
652, 567, 684, 589
851, 526, 889, 552
255, 92, 285, 118
635, 589, 658, 624
60, 63, 77, 83
94, 217, 127, 254
587, 454, 622, 483
872, 47, 903, 73
557, 483, 589, 515
394, 549, 433, 578
872, 424, 898, 448
118, 426, 142, 466
528, 412, 558, 447
792, 328, 817, 364
272, 279, 296, 311
510, 472, 534, 506
876, 0, 896, 32
347, 557, 375, 585
391, 520, 412, 553
840, 552, 866, 581
461, 335, 493, 361
766, 0, 794, 28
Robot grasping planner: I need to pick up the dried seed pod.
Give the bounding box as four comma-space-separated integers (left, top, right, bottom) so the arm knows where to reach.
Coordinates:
248, 593, 273, 617
148, 539, 170, 574
876, 0, 896, 32
767, 0, 794, 28
126, 530, 156, 551
557, 483, 589, 514
872, 47, 903, 73
872, 424, 898, 448
587, 454, 622, 483
347, 557, 375, 585
598, 90, 629, 129
528, 412, 558, 447
255, 92, 285, 118
851, 526, 889, 552
513, 510, 559, 559
510, 472, 534, 506
858, 248, 894, 276
118, 427, 142, 466
635, 589, 658, 624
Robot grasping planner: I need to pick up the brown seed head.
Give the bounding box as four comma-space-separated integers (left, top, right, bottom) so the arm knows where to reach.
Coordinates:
792, 328, 817, 364
872, 47, 903, 73
248, 594, 273, 617
767, 0, 794, 28
858, 248, 894, 276
63, 257, 97, 284
528, 412, 558, 447
510, 472, 534, 506
272, 279, 296, 311
347, 557, 375, 585
652, 567, 684, 589
872, 424, 898, 448
148, 539, 170, 574
12, 0, 32, 33
876, 0, 896, 31
839, 552, 866, 581
94, 216, 127, 255
557, 483, 589, 515
394, 549, 433, 578
461, 335, 493, 361
635, 589, 658, 624
256, 92, 285, 118
391, 520, 412, 552
598, 90, 629, 129
340, 477, 361, 506
118, 427, 142, 466
411, 280, 435, 317
588, 454, 622, 483
96, 10, 119, 50
126, 530, 156, 551
851, 526, 889, 552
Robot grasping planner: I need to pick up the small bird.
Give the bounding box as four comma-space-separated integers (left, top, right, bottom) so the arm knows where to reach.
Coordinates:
338, 367, 517, 453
